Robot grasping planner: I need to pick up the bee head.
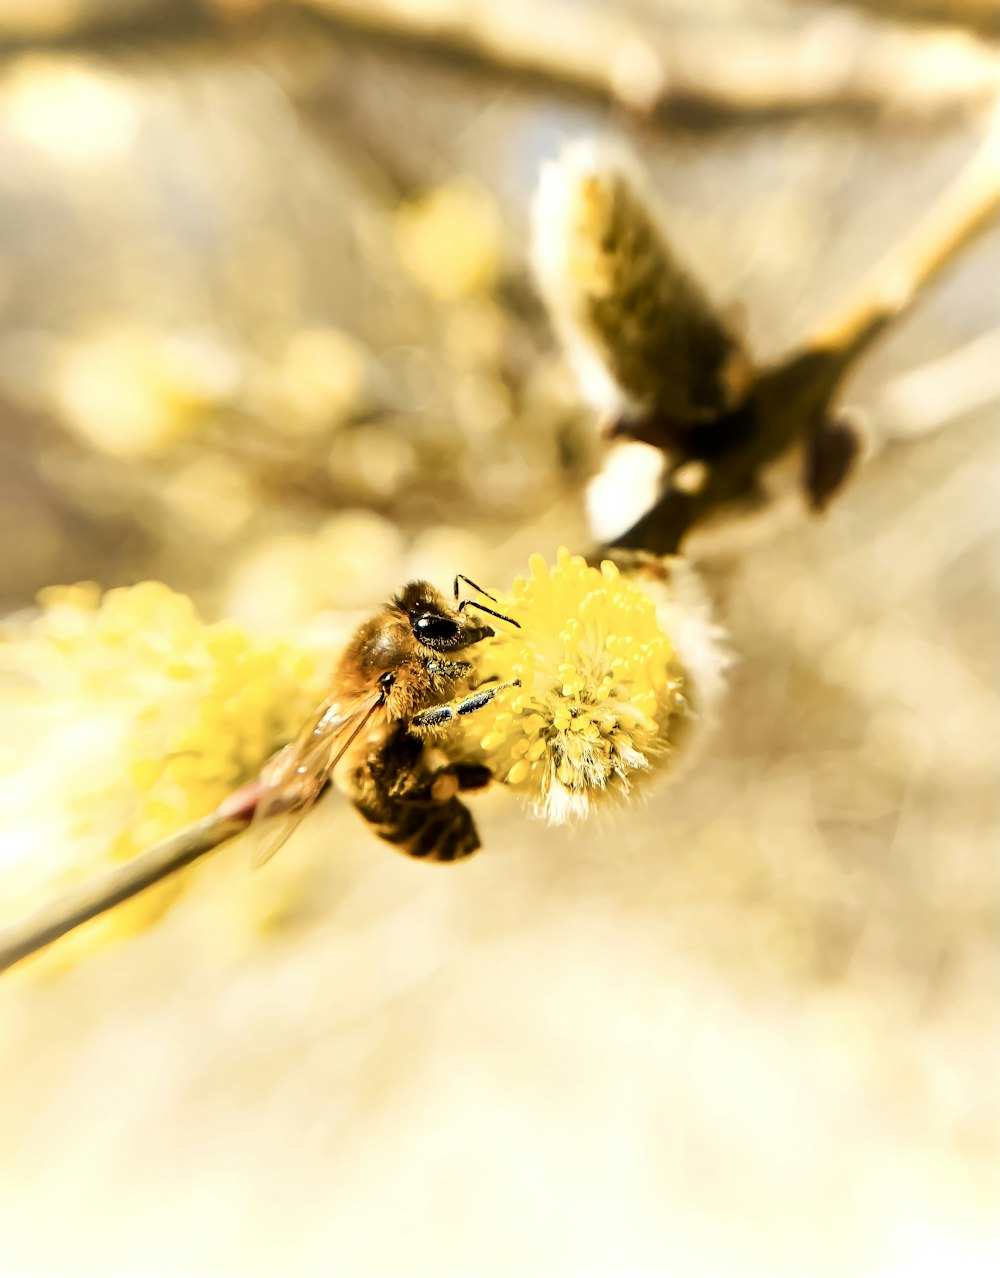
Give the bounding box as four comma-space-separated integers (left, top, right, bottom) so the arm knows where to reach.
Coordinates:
394, 581, 493, 652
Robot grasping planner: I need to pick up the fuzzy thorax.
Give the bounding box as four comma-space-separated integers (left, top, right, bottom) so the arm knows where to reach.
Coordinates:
456, 548, 726, 823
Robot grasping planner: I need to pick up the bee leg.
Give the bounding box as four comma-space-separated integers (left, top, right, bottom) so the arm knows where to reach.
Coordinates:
384, 746, 491, 802
470, 671, 501, 688
349, 722, 487, 863
418, 762, 492, 804
441, 763, 493, 792
411, 680, 520, 730
389, 765, 493, 803
428, 658, 500, 692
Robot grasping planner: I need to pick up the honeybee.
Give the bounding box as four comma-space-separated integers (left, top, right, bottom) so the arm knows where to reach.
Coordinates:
235, 576, 520, 864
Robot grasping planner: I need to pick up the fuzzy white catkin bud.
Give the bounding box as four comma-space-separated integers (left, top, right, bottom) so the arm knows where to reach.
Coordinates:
531, 139, 751, 430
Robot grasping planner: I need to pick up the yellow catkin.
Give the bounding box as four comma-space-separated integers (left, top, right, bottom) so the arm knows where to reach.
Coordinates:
2, 582, 324, 968
456, 548, 707, 824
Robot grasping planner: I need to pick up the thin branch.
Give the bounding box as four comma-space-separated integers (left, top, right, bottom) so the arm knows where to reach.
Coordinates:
288, 0, 999, 124
803, 122, 1000, 374
817, 0, 1000, 42
6, 0, 995, 126
0, 0, 210, 50
867, 327, 1000, 443
604, 120, 1000, 556
0, 809, 251, 974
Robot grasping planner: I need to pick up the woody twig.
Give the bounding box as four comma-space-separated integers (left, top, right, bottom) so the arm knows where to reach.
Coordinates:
564, 121, 1000, 557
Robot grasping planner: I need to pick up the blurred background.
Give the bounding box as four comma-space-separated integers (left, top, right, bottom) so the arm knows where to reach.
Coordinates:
0, 1, 997, 1275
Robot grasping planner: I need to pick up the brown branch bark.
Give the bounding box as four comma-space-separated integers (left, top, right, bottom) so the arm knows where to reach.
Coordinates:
805, 125, 1000, 370
814, 0, 1000, 42
287, 0, 999, 124
0, 0, 208, 48
6, 1, 995, 126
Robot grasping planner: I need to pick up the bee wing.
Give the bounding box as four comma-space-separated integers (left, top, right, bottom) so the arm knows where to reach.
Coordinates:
247, 804, 318, 872
246, 689, 387, 869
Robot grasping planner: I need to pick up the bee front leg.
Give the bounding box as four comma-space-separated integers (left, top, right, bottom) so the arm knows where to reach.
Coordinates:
410, 680, 521, 730
407, 679, 519, 800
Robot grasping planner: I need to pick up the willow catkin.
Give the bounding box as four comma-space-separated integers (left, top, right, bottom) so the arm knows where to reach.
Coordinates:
455, 548, 727, 823
532, 140, 751, 431
0, 582, 323, 966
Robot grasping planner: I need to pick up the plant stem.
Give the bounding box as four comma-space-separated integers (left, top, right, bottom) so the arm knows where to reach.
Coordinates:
290, 0, 999, 124
805, 122, 1000, 372
0, 811, 250, 974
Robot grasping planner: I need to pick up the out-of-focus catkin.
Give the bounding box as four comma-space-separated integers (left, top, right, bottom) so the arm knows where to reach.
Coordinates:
0, 582, 323, 967
532, 140, 751, 432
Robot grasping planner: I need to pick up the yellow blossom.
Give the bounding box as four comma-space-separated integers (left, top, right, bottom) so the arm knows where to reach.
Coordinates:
273, 327, 370, 434
51, 325, 238, 457
457, 548, 726, 823
395, 179, 502, 301
0, 582, 324, 968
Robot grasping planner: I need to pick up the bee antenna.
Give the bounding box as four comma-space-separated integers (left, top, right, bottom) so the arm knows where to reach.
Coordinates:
453, 574, 498, 604
457, 599, 520, 629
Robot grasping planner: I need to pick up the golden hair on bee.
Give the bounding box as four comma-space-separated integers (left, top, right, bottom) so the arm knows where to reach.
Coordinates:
244, 575, 520, 865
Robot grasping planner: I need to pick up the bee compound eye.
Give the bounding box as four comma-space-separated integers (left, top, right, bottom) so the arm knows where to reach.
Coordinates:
413, 613, 458, 642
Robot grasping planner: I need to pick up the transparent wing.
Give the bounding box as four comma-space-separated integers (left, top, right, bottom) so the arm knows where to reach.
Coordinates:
247, 801, 319, 871
245, 689, 386, 868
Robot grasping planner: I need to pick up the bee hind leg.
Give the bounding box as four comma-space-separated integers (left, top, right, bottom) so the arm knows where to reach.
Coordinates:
439, 762, 492, 792
387, 754, 492, 802
350, 723, 490, 863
